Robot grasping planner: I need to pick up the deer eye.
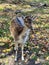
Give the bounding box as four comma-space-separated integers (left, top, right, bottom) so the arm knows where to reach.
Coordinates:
28, 18, 32, 21
28, 19, 31, 23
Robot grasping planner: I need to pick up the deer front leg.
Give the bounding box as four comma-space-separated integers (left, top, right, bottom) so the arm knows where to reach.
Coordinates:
22, 45, 24, 61
14, 43, 18, 62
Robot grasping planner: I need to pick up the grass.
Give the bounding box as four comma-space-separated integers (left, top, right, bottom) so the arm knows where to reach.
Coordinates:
0, 2, 49, 65
32, 55, 37, 60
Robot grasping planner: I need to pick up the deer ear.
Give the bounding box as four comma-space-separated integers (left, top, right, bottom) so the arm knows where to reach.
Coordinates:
31, 16, 37, 21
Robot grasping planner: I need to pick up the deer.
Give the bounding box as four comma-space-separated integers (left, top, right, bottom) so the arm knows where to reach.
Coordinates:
10, 14, 37, 62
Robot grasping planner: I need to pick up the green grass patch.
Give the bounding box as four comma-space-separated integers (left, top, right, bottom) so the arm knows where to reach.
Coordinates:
32, 55, 37, 60
0, 8, 4, 11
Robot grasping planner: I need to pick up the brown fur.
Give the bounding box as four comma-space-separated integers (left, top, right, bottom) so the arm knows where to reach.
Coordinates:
10, 16, 32, 42
10, 15, 37, 61
10, 17, 24, 41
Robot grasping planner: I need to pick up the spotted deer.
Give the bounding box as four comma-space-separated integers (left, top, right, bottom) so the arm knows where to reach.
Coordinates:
10, 15, 37, 61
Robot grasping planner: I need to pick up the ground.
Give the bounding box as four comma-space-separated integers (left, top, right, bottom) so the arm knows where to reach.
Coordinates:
0, 1, 49, 65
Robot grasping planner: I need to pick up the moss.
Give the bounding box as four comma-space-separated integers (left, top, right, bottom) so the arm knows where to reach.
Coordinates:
32, 55, 37, 60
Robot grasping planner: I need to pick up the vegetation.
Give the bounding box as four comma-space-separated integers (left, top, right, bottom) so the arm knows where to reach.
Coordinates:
0, 0, 49, 65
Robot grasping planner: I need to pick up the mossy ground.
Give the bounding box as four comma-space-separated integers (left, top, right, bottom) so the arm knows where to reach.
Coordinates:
0, 1, 49, 65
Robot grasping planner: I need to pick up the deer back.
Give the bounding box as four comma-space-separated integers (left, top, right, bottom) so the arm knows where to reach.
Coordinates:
10, 17, 24, 41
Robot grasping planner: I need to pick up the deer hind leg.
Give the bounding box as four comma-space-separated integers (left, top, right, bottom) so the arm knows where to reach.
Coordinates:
14, 42, 18, 62
21, 45, 24, 61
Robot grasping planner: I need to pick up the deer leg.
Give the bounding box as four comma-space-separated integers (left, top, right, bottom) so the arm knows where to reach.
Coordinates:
14, 43, 18, 62
22, 45, 24, 61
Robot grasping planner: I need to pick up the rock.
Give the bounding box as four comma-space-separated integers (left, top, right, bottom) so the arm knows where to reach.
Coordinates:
27, 59, 35, 65
3, 8, 13, 12
15, 10, 22, 14
36, 63, 41, 65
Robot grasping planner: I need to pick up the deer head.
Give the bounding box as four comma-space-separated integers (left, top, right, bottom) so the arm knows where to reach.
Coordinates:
24, 15, 38, 29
